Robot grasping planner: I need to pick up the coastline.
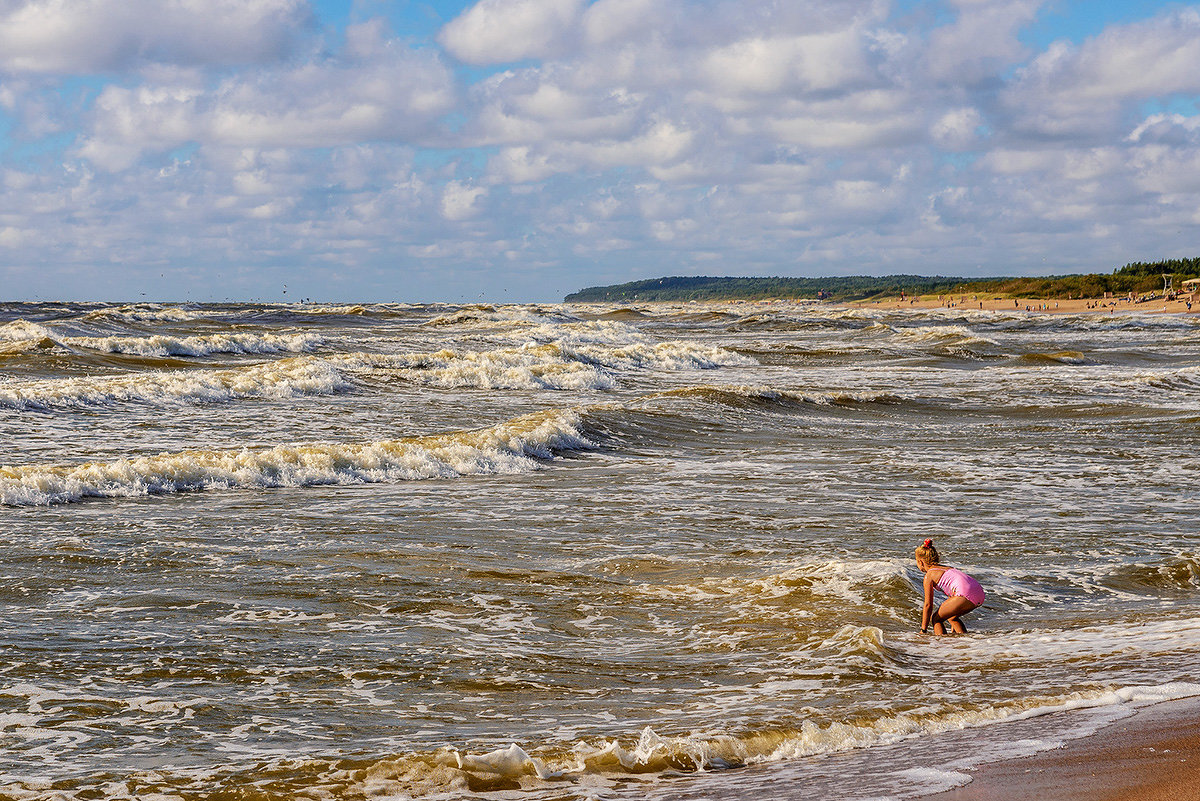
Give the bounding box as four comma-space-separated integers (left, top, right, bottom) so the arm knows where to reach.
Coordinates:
923, 696, 1200, 801
850, 294, 1197, 315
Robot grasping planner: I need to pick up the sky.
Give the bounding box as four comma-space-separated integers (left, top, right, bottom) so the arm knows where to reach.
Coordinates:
0, 0, 1198, 302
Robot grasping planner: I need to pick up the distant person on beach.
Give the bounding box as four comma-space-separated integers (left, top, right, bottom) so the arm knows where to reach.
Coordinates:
915, 539, 985, 635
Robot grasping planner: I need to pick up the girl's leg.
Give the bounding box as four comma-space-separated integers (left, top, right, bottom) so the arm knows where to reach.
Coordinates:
936, 597, 978, 635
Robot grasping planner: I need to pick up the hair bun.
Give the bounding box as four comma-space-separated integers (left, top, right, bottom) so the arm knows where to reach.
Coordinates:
923, 539, 933, 547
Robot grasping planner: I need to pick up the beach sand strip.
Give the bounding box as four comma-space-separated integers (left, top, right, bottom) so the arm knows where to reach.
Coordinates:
924, 696, 1200, 801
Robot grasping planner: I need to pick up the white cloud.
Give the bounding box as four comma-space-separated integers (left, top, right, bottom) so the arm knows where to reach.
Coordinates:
700, 31, 873, 96
441, 181, 488, 220
581, 0, 661, 46
1128, 113, 1200, 145
488, 146, 560, 183
439, 0, 585, 65
2, 0, 1200, 302
754, 90, 924, 149
75, 25, 456, 169
931, 107, 985, 151
923, 0, 1041, 85
1005, 8, 1200, 138
0, 0, 313, 74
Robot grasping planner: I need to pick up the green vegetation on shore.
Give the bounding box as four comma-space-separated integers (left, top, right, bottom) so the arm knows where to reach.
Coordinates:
564, 258, 1200, 302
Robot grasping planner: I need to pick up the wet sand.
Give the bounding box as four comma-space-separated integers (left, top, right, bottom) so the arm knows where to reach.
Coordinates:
924, 697, 1200, 801
858, 295, 1197, 314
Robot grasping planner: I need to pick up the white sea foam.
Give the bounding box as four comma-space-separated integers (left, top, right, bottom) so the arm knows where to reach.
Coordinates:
0, 408, 589, 505
522, 320, 647, 346
565, 340, 755, 370
326, 337, 750, 392
66, 332, 324, 357
516, 320, 756, 370
649, 384, 899, 408
338, 347, 616, 391
0, 320, 57, 343
425, 305, 574, 328
292, 679, 1200, 799
81, 305, 203, 323
939, 617, 1200, 666
289, 304, 369, 315
889, 324, 999, 348
0, 356, 348, 410
1125, 364, 1200, 392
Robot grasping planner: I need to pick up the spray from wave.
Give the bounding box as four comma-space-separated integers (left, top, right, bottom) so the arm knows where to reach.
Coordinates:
67, 332, 324, 357
0, 409, 590, 505
0, 357, 349, 410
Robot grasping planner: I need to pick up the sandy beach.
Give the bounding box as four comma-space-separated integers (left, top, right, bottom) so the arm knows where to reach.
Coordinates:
925, 697, 1200, 801
856, 294, 1198, 315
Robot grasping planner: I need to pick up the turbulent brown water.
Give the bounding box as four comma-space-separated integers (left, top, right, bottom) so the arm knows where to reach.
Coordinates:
1, 300, 1198, 799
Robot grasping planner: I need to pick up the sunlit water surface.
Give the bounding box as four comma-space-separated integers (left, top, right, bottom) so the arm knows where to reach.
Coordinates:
1, 300, 1198, 799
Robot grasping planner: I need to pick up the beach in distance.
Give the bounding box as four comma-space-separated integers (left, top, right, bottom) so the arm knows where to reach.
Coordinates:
1, 298, 1197, 800
857, 293, 1197, 315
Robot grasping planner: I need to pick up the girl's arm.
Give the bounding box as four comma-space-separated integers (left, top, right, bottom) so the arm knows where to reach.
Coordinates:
921, 572, 937, 632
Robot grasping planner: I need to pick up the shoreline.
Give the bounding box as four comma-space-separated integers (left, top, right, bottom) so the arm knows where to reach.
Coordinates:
570, 295, 1198, 314
849, 294, 1197, 315
923, 696, 1200, 801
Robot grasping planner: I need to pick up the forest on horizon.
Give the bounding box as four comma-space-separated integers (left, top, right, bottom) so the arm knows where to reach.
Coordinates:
564, 258, 1200, 303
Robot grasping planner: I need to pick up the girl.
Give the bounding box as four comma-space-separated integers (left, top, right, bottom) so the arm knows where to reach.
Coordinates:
915, 539, 985, 635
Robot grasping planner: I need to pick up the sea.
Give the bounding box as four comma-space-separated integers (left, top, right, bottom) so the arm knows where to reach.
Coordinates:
1, 299, 1198, 800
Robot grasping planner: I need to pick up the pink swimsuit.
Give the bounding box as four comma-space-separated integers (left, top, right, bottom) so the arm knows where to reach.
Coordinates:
936, 568, 985, 606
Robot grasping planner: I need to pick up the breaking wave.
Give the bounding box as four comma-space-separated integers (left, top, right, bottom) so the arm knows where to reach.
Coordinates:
336, 347, 615, 391
0, 319, 322, 357
1128, 365, 1200, 393
68, 332, 324, 357
1015, 351, 1090, 365
0, 409, 589, 506
81, 304, 205, 323
887, 324, 999, 348
10, 682, 1193, 799
0, 357, 349, 410
425, 305, 578, 328
0, 319, 58, 343
649, 384, 902, 409
331, 335, 753, 392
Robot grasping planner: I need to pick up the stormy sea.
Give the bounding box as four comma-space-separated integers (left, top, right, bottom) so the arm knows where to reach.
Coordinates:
1, 300, 1197, 799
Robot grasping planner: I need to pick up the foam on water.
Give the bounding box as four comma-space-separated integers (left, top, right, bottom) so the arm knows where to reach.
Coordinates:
81, 304, 204, 323
290, 304, 369, 315
0, 408, 588, 505
564, 340, 755, 370
649, 384, 900, 409
1126, 364, 1200, 392
514, 320, 757, 371
425, 305, 577, 328
0, 319, 59, 343
2, 300, 1198, 801
888, 324, 998, 346
67, 331, 324, 357
1, 318, 322, 357
8, 680, 1189, 800
327, 337, 751, 392
335, 347, 616, 391
0, 356, 349, 410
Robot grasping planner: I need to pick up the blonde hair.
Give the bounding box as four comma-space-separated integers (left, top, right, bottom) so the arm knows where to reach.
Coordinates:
915, 538, 940, 565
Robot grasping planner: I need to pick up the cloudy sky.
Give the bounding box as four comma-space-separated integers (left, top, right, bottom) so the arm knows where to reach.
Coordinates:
0, 0, 1198, 302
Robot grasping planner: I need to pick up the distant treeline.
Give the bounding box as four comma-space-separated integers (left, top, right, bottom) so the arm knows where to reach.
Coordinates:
564, 258, 1200, 302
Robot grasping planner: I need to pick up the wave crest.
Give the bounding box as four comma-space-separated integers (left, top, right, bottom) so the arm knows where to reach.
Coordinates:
81, 304, 203, 323
0, 409, 589, 506
0, 319, 58, 343
0, 356, 349, 410
69, 332, 324, 357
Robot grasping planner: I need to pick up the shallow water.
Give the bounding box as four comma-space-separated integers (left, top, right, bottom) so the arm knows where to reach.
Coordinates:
1, 300, 1198, 799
